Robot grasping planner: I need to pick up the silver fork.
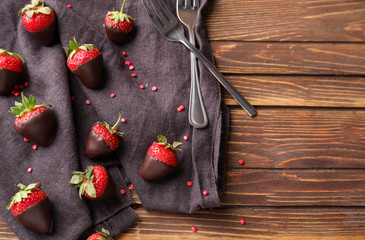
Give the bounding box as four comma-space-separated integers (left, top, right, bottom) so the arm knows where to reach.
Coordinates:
177, 0, 208, 128
141, 0, 257, 117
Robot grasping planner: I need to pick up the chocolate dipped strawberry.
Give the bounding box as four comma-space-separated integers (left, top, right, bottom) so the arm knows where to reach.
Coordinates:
0, 49, 24, 95
19, 0, 57, 46
6, 183, 53, 234
140, 135, 183, 181
70, 166, 115, 199
66, 38, 104, 89
86, 113, 125, 159
88, 228, 113, 240
104, 0, 134, 44
10, 93, 57, 147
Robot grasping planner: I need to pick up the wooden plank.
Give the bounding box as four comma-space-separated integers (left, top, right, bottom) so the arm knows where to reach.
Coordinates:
210, 42, 365, 75
117, 207, 365, 239
223, 169, 365, 207
206, 0, 365, 42
221, 75, 365, 107
0, 220, 17, 239
227, 107, 365, 169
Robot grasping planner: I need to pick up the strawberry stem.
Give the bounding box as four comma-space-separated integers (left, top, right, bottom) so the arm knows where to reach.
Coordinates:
120, 0, 126, 14
112, 112, 122, 129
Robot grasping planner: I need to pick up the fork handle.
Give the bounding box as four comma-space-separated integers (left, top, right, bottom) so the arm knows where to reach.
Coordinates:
179, 37, 257, 117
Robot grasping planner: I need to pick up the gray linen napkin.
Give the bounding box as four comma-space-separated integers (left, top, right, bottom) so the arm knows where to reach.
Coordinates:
0, 0, 229, 239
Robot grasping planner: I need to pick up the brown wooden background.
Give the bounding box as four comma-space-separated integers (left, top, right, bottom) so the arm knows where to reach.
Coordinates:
2, 0, 365, 239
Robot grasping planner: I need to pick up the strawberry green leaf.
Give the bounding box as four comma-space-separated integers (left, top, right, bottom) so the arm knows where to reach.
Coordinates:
157, 135, 167, 144
37, 7, 51, 15
85, 182, 96, 198
69, 175, 83, 185
26, 10, 35, 19
9, 107, 24, 116
79, 183, 85, 199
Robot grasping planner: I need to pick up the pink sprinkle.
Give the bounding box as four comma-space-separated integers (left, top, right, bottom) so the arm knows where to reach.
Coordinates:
121, 118, 127, 123
19, 84, 24, 89
67, 4, 72, 8
152, 86, 157, 92
187, 181, 192, 187
86, 99, 91, 105
122, 52, 127, 57
14, 92, 20, 96
125, 61, 132, 66
139, 84, 145, 89
203, 190, 209, 196
103, 23, 105, 28
177, 107, 182, 112
24, 82, 29, 87
240, 219, 246, 225
179, 105, 185, 110
191, 227, 197, 232
24, 138, 29, 142
71, 96, 75, 101
130, 184, 134, 190
32, 145, 38, 150
14, 84, 19, 89
110, 93, 116, 98
131, 73, 137, 78
183, 136, 189, 141
129, 65, 134, 70
27, 168, 32, 173
120, 189, 126, 195
239, 159, 244, 165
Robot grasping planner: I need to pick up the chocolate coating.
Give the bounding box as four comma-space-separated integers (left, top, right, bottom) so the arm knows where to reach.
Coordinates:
0, 68, 21, 95
105, 22, 130, 44
29, 19, 57, 47
85, 129, 115, 159
140, 154, 176, 181
13, 197, 52, 234
14, 107, 57, 147
98, 174, 116, 199
72, 54, 103, 89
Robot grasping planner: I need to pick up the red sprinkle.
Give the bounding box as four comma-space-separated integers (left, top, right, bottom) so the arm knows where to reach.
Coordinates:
67, 4, 72, 8
114, 127, 118, 131
14, 92, 20, 96
32, 145, 38, 150
130, 184, 134, 190
240, 219, 246, 225
177, 107, 182, 112
11, 90, 16, 94
86, 99, 91, 105
125, 61, 132, 66
14, 84, 19, 89
239, 159, 244, 165
24, 138, 29, 142
187, 181, 193, 187
19, 84, 24, 89
121, 118, 127, 123
191, 227, 197, 232
203, 190, 209, 196
71, 96, 75, 101
122, 52, 127, 57
152, 86, 157, 92
179, 105, 185, 110
209, 207, 214, 210
129, 65, 134, 70
131, 73, 137, 78
24, 82, 29, 86
139, 84, 145, 89
27, 168, 32, 173
183, 136, 189, 141
110, 93, 116, 98
120, 189, 126, 195
132, 205, 137, 209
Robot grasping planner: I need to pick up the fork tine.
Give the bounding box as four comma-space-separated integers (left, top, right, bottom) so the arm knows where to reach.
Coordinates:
149, 0, 169, 25
185, 0, 191, 8
177, 0, 183, 7
141, 0, 165, 31
156, 0, 177, 21
193, 0, 199, 8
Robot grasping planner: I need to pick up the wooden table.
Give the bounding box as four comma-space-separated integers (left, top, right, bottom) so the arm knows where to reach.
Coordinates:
2, 0, 365, 239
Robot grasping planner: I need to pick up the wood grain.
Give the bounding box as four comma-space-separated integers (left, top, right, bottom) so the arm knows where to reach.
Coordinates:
227, 107, 365, 169
206, 0, 365, 42
116, 207, 365, 239
220, 75, 365, 107
210, 42, 365, 75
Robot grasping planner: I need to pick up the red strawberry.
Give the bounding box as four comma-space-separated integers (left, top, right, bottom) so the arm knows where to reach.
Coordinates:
86, 113, 125, 159
70, 166, 115, 199
0, 49, 24, 95
6, 183, 53, 233
18, 0, 57, 46
88, 228, 113, 240
104, 0, 134, 44
10, 93, 57, 147
140, 135, 183, 181
66, 38, 104, 89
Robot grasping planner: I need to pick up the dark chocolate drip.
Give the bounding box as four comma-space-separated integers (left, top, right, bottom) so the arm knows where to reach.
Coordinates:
105, 22, 131, 44
14, 107, 57, 147
29, 20, 57, 47
72, 54, 104, 89
85, 129, 115, 159
140, 154, 176, 181
0, 68, 21, 95
13, 197, 53, 234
